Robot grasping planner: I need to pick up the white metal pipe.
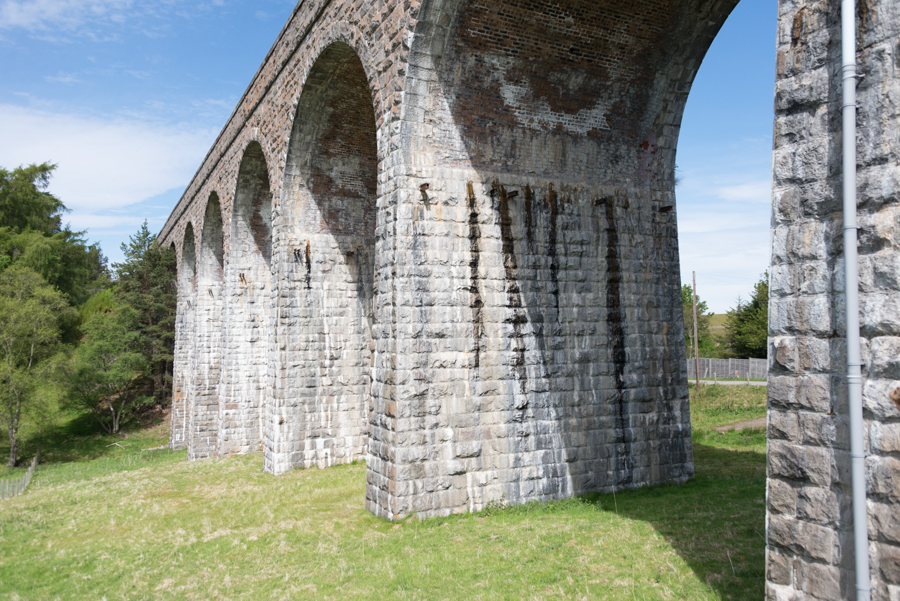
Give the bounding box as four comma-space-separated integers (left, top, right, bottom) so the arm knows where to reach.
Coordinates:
842, 1, 870, 599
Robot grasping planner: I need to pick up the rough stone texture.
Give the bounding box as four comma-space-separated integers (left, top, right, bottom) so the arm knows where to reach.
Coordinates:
267, 42, 378, 474
189, 195, 225, 461
220, 141, 273, 457
161, 0, 732, 515
766, 0, 900, 599
170, 223, 196, 450
159, 2, 900, 597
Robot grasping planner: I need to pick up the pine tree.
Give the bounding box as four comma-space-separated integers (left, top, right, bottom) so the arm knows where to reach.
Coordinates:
725, 274, 769, 359
112, 222, 177, 408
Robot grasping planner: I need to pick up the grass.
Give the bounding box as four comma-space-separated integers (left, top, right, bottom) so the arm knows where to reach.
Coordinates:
0, 386, 766, 600
708, 314, 728, 332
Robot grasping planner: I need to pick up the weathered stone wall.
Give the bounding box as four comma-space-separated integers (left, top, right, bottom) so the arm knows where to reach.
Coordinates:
220, 142, 273, 457
170, 223, 196, 451
161, 0, 731, 515
160, 6, 900, 595
363, 0, 738, 519
766, 0, 900, 599
189, 195, 225, 461
267, 42, 377, 473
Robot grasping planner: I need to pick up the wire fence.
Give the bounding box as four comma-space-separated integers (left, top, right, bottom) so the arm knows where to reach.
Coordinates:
0, 446, 40, 500
686, 357, 767, 380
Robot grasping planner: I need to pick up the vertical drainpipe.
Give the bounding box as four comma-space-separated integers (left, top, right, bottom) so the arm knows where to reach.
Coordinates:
841, 0, 870, 599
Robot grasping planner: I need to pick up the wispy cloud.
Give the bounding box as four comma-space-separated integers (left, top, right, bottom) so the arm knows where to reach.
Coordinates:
0, 0, 135, 31
44, 71, 80, 84
715, 180, 772, 203
0, 0, 226, 36
66, 213, 148, 230
0, 103, 216, 212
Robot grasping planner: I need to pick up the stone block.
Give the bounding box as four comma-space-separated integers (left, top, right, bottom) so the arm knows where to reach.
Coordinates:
872, 422, 900, 455
767, 547, 794, 586
769, 441, 833, 487
797, 560, 842, 600
770, 478, 800, 517
871, 501, 900, 546
770, 410, 800, 442
869, 456, 900, 503
877, 542, 900, 585
796, 486, 839, 527
768, 514, 839, 564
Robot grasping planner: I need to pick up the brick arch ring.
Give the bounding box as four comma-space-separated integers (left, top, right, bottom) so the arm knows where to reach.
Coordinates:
282, 21, 387, 164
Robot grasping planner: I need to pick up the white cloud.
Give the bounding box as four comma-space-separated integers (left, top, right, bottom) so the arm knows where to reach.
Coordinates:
65, 213, 148, 230
44, 71, 80, 84
0, 0, 134, 30
715, 180, 772, 203
0, 103, 215, 212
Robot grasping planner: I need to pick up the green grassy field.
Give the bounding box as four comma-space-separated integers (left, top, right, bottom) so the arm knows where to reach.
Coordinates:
708, 314, 729, 333
0, 386, 766, 600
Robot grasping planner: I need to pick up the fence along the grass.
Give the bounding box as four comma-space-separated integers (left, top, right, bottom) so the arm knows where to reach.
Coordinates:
686, 357, 767, 380
0, 447, 39, 500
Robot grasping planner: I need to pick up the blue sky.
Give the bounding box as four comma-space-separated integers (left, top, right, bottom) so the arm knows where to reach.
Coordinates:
0, 0, 777, 312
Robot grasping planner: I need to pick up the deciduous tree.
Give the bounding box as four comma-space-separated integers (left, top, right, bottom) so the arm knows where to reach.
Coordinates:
66, 306, 151, 434
0, 267, 72, 466
682, 284, 714, 359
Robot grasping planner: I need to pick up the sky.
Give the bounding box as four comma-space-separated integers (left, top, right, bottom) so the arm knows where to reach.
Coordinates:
0, 0, 777, 313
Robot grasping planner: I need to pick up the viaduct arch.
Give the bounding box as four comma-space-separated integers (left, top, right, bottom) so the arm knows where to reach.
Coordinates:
159, 1, 900, 598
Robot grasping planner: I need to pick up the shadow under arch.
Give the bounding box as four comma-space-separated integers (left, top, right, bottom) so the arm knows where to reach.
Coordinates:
190, 193, 225, 461
171, 224, 196, 451
266, 41, 377, 474
220, 141, 273, 457
392, 0, 742, 510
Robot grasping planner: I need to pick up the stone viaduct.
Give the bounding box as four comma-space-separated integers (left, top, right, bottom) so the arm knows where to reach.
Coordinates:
158, 0, 900, 598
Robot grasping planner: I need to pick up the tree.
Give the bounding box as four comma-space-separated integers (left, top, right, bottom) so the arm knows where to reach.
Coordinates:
113, 222, 177, 408
66, 306, 151, 434
725, 273, 769, 359
682, 284, 714, 359
0, 163, 109, 307
0, 267, 72, 466
0, 163, 65, 235
0, 228, 108, 308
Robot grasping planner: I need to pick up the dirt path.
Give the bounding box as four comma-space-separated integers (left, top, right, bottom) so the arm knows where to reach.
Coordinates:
715, 417, 767, 433
699, 380, 767, 387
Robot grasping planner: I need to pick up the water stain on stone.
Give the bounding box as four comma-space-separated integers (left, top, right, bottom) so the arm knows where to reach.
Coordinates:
305, 241, 312, 290
495, 182, 528, 398
605, 195, 633, 488
524, 185, 535, 248
547, 185, 561, 321
467, 182, 484, 372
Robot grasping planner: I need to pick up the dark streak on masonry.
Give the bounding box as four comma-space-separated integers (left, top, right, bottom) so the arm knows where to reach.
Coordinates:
605, 195, 633, 487
496, 183, 528, 398
304, 241, 311, 290
524, 185, 535, 248
467, 182, 484, 372
547, 185, 561, 322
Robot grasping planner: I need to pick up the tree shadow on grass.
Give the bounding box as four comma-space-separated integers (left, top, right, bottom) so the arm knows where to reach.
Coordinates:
1, 410, 174, 478
582, 437, 767, 601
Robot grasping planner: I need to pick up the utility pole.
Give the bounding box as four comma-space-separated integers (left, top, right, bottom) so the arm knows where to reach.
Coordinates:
692, 272, 701, 391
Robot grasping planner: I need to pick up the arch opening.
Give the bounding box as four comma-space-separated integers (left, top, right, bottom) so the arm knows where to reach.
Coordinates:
220, 142, 274, 456
190, 194, 225, 461
271, 42, 378, 471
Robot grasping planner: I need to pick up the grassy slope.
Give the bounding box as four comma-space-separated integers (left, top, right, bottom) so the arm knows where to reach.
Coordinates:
0, 386, 766, 601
